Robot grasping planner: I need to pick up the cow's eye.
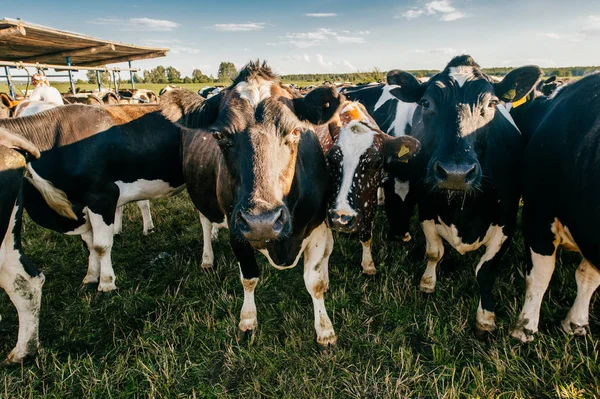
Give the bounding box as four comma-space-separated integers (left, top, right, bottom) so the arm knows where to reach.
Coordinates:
419, 99, 430, 110
291, 127, 302, 137
212, 130, 225, 141
488, 100, 498, 109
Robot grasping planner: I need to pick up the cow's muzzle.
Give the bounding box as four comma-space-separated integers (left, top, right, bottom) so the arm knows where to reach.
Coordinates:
235, 205, 290, 243
327, 209, 358, 233
433, 160, 481, 191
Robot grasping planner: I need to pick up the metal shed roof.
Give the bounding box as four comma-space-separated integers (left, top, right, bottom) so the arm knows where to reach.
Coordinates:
0, 18, 169, 66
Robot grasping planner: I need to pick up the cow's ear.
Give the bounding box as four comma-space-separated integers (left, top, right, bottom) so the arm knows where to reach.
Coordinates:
494, 66, 543, 103
382, 135, 420, 167
0, 128, 40, 160
161, 88, 220, 128
387, 70, 426, 103
293, 85, 345, 125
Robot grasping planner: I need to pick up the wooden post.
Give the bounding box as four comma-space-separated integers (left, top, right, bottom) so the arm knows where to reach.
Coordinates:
4, 66, 15, 99
129, 61, 135, 89
66, 56, 75, 94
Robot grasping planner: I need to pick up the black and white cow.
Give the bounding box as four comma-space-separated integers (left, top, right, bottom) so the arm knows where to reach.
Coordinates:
386, 55, 542, 336
509, 73, 600, 342
0, 104, 185, 293
198, 86, 223, 99
162, 61, 343, 350
318, 101, 421, 274
342, 81, 419, 242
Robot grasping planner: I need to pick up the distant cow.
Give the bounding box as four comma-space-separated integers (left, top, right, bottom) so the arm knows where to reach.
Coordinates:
162, 61, 343, 350
118, 89, 159, 104
319, 101, 420, 274
63, 93, 104, 105
342, 81, 419, 242
197, 86, 223, 98
510, 73, 600, 342
387, 55, 542, 336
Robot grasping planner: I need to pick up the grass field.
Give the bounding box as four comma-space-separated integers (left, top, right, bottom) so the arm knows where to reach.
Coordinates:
0, 193, 598, 398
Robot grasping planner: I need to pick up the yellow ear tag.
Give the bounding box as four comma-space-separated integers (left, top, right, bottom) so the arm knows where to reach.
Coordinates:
398, 145, 410, 162
511, 96, 527, 109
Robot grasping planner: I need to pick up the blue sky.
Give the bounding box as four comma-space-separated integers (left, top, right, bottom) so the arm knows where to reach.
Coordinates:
3, 0, 600, 78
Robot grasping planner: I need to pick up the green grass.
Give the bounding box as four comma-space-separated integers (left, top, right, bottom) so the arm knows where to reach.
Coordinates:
1, 194, 598, 398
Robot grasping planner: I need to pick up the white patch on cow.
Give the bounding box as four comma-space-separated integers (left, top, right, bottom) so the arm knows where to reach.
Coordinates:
511, 248, 556, 342
115, 179, 184, 206
13, 101, 59, 118
373, 85, 417, 136
496, 104, 520, 133
476, 300, 496, 332
302, 223, 337, 347
26, 164, 77, 220
212, 217, 228, 239
474, 225, 508, 275
0, 204, 45, 364
81, 228, 99, 284
449, 66, 474, 88
136, 200, 154, 235
377, 187, 385, 205
86, 209, 116, 292
562, 259, 600, 335
394, 179, 410, 201
333, 122, 376, 215
360, 240, 376, 275
435, 218, 505, 256
236, 79, 273, 109
238, 267, 258, 333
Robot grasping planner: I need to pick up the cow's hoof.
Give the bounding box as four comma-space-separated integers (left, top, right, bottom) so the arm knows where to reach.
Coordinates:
143, 228, 155, 236
97, 282, 117, 292
82, 275, 99, 285
562, 320, 588, 337
419, 277, 436, 293
201, 263, 214, 269
362, 268, 376, 276
237, 327, 256, 344
474, 322, 496, 340
510, 327, 536, 343
317, 340, 337, 356
1, 346, 38, 368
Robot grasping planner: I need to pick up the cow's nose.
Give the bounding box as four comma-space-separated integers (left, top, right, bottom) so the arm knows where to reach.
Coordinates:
237, 206, 287, 242
434, 161, 480, 190
328, 209, 358, 233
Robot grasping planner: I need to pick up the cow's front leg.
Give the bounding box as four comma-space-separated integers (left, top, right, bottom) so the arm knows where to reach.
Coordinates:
199, 212, 215, 269
303, 223, 337, 352
474, 229, 509, 338
113, 206, 124, 235
420, 220, 443, 293
87, 208, 117, 292
561, 259, 600, 336
359, 221, 376, 275
137, 200, 155, 236
231, 238, 259, 339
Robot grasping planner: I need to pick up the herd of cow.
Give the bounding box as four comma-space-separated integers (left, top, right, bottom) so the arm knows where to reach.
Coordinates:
0, 54, 597, 367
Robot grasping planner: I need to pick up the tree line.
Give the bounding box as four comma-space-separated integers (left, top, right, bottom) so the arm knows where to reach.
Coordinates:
87, 62, 600, 85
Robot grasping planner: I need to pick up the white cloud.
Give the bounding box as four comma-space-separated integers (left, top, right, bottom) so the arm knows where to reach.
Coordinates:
305, 13, 337, 17
212, 22, 266, 32
266, 42, 277, 46
410, 47, 459, 55
398, 1, 467, 22
542, 32, 561, 39
170, 46, 201, 55
401, 9, 424, 19
89, 17, 180, 31
316, 54, 333, 68
343, 60, 357, 71
282, 28, 368, 48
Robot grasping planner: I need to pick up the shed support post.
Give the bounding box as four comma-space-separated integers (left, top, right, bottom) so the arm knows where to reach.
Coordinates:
129, 61, 135, 89
4, 66, 15, 99
66, 56, 75, 94
96, 70, 102, 92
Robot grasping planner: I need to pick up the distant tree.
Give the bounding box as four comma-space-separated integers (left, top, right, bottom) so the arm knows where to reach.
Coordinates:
183, 76, 193, 83
143, 66, 168, 84
132, 73, 144, 83
191, 69, 210, 83
166, 66, 182, 83
217, 62, 237, 82
86, 70, 111, 85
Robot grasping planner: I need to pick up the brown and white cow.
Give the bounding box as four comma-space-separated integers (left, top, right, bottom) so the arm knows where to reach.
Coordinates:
318, 101, 420, 274
162, 61, 343, 350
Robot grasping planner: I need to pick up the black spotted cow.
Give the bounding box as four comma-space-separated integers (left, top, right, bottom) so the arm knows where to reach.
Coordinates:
509, 73, 600, 342
342, 81, 419, 242
162, 61, 343, 350
386, 55, 542, 336
318, 101, 420, 274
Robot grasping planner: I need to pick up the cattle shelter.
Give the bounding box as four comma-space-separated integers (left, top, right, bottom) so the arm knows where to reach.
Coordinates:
0, 17, 169, 96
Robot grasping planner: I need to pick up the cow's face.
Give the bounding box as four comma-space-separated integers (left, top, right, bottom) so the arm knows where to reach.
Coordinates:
388, 55, 542, 194
326, 102, 420, 233
210, 80, 342, 247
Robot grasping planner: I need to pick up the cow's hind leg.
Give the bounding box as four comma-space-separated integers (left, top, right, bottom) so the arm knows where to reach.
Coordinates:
87, 209, 117, 292
81, 228, 100, 285
561, 259, 600, 336
113, 206, 124, 235
420, 220, 444, 293
359, 220, 376, 275
199, 212, 214, 269
137, 200, 154, 236
232, 239, 259, 340
304, 223, 337, 352
0, 206, 44, 366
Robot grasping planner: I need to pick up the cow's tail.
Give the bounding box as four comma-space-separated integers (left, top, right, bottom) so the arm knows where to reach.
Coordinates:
25, 164, 77, 220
